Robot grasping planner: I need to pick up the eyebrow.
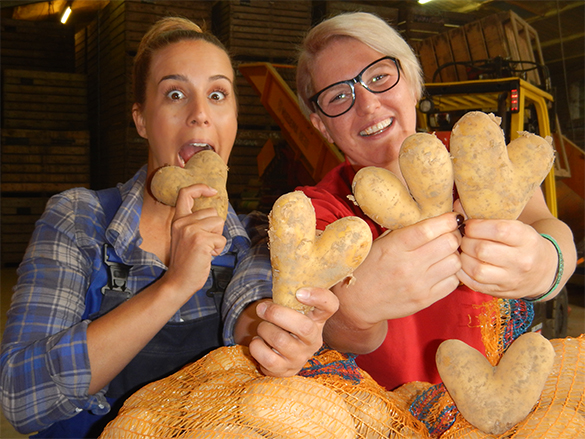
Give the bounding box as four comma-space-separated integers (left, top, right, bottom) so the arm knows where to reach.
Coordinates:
158, 74, 233, 85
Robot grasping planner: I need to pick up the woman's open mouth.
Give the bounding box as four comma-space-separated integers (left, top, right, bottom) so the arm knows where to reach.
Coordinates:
178, 143, 214, 166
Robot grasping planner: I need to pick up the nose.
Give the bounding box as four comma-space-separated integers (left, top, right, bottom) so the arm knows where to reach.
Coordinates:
188, 96, 210, 126
353, 83, 380, 116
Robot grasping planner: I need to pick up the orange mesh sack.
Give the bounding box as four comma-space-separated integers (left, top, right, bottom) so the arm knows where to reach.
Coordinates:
409, 297, 584, 439
100, 345, 429, 438
100, 299, 584, 439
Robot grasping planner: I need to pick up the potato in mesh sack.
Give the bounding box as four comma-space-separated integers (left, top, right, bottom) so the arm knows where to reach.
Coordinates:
238, 375, 356, 438
437, 335, 585, 439
100, 346, 429, 439
409, 298, 584, 439
99, 318, 584, 439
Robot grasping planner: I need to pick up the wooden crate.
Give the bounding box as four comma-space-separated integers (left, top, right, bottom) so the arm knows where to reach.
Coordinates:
213, 1, 311, 62
235, 62, 298, 129
229, 129, 283, 190
0, 18, 75, 72
1, 195, 51, 267
2, 69, 88, 131
498, 11, 544, 85
433, 32, 459, 82
322, 2, 399, 26
1, 129, 90, 193
415, 10, 544, 85
448, 26, 472, 81
463, 21, 489, 63
411, 39, 439, 83
397, 5, 472, 45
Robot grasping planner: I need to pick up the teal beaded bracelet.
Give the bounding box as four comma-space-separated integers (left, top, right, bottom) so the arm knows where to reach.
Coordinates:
525, 234, 564, 303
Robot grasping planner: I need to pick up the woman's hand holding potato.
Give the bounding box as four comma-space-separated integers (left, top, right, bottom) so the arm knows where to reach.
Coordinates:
160, 184, 227, 302
450, 112, 575, 301
326, 212, 463, 354
457, 212, 563, 300
242, 287, 340, 377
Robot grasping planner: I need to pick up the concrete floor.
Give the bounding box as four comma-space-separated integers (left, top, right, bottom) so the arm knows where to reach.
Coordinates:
1, 268, 584, 438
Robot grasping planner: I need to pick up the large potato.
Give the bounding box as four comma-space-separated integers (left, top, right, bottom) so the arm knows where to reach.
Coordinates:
150, 150, 229, 220
352, 132, 453, 230
239, 376, 356, 439
450, 111, 554, 219
268, 191, 372, 313
436, 332, 555, 435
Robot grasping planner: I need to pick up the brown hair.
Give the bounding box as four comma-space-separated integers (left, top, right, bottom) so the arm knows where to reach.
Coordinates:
133, 17, 233, 107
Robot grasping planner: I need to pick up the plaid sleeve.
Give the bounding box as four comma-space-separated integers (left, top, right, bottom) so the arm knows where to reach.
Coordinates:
0, 192, 107, 434
221, 211, 273, 345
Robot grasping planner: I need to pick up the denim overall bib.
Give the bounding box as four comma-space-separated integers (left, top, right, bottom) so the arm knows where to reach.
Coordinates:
33, 188, 235, 438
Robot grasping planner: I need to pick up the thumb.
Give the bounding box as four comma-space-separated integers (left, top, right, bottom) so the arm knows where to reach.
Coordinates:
174, 184, 218, 219
296, 288, 340, 323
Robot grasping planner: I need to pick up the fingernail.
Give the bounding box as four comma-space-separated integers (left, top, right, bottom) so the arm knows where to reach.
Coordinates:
256, 302, 267, 316
296, 289, 310, 301
456, 214, 465, 226
458, 222, 466, 237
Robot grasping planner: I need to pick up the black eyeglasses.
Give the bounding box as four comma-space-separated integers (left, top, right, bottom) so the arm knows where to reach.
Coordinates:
309, 56, 401, 118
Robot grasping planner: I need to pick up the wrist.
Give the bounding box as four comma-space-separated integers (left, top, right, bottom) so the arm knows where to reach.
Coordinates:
524, 234, 564, 303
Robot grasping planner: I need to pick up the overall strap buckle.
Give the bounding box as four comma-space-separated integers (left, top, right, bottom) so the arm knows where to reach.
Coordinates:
101, 243, 132, 296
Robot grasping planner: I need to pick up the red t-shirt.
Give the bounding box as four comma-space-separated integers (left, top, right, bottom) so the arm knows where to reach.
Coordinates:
297, 159, 489, 390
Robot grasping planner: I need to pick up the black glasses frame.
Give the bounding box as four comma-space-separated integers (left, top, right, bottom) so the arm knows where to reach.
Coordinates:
309, 56, 401, 118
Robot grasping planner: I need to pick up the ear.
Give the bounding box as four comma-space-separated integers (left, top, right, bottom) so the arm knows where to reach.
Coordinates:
310, 112, 334, 143
132, 103, 148, 139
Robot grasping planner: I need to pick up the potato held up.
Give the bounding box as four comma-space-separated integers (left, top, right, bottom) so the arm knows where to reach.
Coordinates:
150, 150, 229, 220
450, 111, 554, 220
268, 191, 372, 313
352, 132, 453, 230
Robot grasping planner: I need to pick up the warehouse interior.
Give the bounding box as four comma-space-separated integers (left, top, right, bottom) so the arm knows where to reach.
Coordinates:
1, 1, 584, 437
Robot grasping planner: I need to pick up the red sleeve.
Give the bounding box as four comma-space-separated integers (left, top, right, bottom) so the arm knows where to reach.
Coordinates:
296, 160, 385, 237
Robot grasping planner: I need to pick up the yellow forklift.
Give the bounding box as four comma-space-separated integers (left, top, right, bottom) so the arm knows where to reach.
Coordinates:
416, 76, 569, 339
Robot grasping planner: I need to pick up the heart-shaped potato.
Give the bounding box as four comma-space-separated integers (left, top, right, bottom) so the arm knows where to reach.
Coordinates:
268, 191, 372, 313
150, 150, 229, 220
352, 132, 453, 230
450, 111, 554, 220
436, 332, 555, 435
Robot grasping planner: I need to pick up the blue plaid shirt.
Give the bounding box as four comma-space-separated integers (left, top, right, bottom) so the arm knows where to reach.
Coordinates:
0, 165, 272, 434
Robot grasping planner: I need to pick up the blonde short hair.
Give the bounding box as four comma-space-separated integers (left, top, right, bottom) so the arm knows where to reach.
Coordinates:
296, 12, 423, 117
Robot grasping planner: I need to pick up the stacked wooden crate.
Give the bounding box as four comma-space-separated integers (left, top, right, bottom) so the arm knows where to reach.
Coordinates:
1, 21, 89, 266
321, 1, 399, 24
1, 195, 54, 267
212, 1, 312, 209
212, 0, 311, 63
396, 5, 471, 46
1, 18, 75, 72
411, 11, 545, 85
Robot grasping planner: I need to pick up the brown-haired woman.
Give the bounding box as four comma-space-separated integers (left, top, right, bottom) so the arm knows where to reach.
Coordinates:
1, 17, 338, 438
